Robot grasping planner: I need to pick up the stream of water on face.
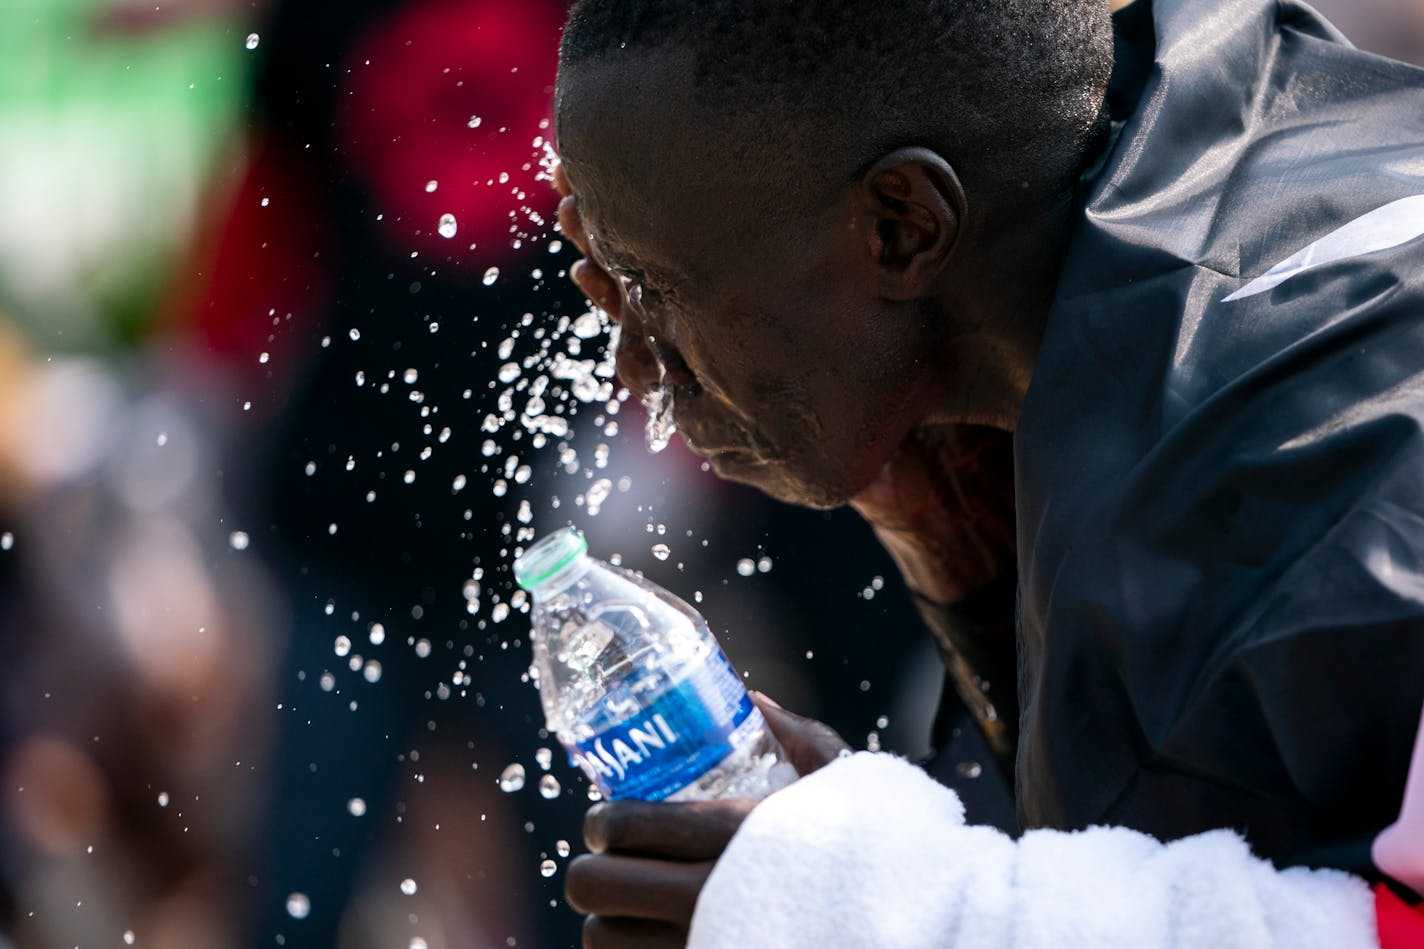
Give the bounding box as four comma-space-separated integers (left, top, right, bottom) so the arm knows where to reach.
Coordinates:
643, 378, 676, 453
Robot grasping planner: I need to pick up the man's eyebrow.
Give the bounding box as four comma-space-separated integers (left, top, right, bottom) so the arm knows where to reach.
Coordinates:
583, 228, 679, 288
597, 249, 662, 285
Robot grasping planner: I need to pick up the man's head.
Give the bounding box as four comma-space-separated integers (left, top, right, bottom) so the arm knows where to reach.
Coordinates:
555, 0, 1113, 508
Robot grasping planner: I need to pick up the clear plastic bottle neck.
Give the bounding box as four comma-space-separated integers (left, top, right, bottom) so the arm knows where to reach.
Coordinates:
531, 552, 593, 596
515, 528, 595, 597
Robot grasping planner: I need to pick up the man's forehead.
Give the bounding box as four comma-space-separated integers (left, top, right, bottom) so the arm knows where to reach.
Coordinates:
557, 51, 754, 274
556, 47, 699, 183
556, 45, 850, 280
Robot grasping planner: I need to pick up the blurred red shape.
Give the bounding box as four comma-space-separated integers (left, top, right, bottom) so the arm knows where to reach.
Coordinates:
340, 0, 564, 262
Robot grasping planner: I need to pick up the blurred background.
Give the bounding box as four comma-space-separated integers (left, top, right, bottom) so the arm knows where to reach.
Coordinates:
0, 1, 1418, 946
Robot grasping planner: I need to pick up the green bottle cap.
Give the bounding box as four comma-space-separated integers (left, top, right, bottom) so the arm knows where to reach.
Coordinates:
514, 527, 589, 591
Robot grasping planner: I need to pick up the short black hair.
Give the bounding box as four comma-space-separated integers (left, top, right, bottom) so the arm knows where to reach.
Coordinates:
559, 0, 1113, 216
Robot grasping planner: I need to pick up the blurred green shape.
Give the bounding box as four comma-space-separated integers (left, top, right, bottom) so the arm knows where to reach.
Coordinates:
0, 0, 255, 353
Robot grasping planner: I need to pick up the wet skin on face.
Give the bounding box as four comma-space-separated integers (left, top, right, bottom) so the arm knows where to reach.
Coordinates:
555, 50, 972, 509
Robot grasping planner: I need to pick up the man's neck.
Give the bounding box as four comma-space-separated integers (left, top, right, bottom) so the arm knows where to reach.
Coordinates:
927, 190, 1080, 431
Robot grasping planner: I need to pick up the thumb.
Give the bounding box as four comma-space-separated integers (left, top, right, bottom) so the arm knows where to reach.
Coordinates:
750, 693, 851, 777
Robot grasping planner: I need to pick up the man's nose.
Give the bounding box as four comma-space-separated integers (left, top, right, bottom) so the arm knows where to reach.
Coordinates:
614, 311, 663, 401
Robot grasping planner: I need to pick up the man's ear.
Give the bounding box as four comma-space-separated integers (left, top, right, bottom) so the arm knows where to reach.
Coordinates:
856, 147, 966, 301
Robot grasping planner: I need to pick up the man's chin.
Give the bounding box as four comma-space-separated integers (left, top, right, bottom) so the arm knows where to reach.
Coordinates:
707, 450, 852, 511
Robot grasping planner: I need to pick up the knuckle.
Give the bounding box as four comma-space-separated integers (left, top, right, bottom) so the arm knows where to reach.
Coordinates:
564, 854, 600, 912
583, 802, 614, 852
599, 802, 631, 848
581, 915, 604, 949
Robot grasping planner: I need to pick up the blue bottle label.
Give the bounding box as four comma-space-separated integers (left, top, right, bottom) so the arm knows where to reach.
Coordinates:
565, 647, 757, 801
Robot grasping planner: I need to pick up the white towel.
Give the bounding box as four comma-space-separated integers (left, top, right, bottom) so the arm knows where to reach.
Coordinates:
688, 752, 1379, 949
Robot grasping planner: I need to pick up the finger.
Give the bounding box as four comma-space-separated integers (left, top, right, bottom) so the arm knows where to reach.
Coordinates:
751, 693, 852, 776
584, 798, 754, 859
583, 916, 686, 949
565, 853, 712, 923
571, 259, 623, 317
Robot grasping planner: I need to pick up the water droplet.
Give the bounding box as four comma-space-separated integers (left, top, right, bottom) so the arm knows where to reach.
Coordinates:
540, 859, 557, 878
437, 213, 457, 239
403, 470, 416, 485
538, 774, 561, 799
403, 368, 419, 384
587, 785, 603, 802
1, 533, 13, 551
556, 839, 571, 858
157, 791, 169, 807
349, 328, 361, 341
498, 362, 520, 384
483, 267, 500, 286
228, 531, 250, 551
399, 878, 418, 896
347, 797, 366, 816
534, 747, 553, 771
452, 474, 467, 492
572, 311, 603, 339
424, 180, 438, 193
157, 431, 169, 446
499, 763, 526, 792
643, 384, 677, 453
410, 939, 428, 949
334, 635, 351, 657
866, 731, 881, 752
368, 623, 385, 645
414, 638, 431, 658
492, 602, 510, 623
876, 715, 890, 729
651, 543, 671, 561
736, 558, 756, 577
585, 478, 613, 516
362, 660, 382, 683
123, 931, 135, 945
757, 556, 773, 573
286, 892, 310, 919
956, 761, 983, 779
245, 32, 260, 50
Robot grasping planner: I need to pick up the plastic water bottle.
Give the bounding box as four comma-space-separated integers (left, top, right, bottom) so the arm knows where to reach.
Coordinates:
515, 527, 796, 802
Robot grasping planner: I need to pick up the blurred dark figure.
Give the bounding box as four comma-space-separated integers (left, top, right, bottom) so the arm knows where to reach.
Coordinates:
0, 1, 285, 944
